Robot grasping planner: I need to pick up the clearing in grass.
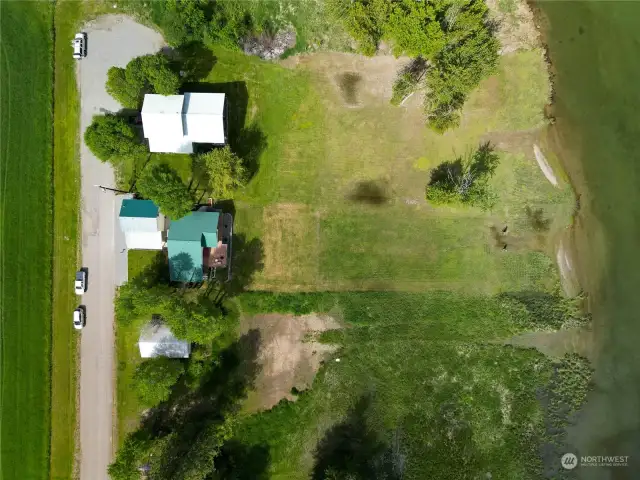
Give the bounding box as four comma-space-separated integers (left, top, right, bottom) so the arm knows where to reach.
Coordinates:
0, 2, 54, 479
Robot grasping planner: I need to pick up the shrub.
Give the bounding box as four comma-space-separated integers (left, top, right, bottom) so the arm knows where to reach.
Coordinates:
390, 57, 428, 106
326, 0, 390, 56
84, 115, 146, 163
198, 147, 247, 200
136, 163, 194, 220
106, 53, 180, 109
132, 358, 184, 406
425, 143, 499, 210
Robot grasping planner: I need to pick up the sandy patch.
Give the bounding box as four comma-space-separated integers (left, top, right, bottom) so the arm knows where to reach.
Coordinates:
485, 0, 540, 54
241, 313, 341, 411
533, 144, 558, 186
557, 234, 581, 297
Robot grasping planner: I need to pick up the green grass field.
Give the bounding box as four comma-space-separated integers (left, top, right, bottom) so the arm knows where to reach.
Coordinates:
50, 2, 84, 478
0, 2, 54, 479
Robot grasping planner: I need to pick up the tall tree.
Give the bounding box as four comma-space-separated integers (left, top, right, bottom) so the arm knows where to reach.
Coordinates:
426, 142, 499, 210
132, 358, 184, 406
84, 115, 147, 163
327, 0, 390, 56
198, 147, 247, 199
136, 164, 194, 220
106, 53, 181, 108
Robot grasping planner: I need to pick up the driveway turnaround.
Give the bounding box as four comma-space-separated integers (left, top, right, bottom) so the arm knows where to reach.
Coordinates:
77, 15, 163, 480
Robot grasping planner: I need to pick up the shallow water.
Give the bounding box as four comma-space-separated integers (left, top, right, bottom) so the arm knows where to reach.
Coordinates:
538, 1, 640, 477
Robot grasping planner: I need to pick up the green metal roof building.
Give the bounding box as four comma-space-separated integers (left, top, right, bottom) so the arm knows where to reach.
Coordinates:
167, 211, 220, 282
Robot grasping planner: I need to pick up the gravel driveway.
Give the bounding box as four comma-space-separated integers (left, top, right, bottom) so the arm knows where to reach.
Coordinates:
77, 15, 163, 480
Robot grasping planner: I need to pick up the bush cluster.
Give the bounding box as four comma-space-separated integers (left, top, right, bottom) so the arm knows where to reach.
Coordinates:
329, 0, 499, 132
106, 53, 181, 109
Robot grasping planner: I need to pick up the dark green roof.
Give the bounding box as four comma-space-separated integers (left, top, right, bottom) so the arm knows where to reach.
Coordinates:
119, 199, 159, 218
167, 211, 219, 282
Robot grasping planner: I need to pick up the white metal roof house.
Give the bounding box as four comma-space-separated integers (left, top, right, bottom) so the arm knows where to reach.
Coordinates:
138, 322, 191, 358
141, 92, 227, 154
119, 199, 165, 250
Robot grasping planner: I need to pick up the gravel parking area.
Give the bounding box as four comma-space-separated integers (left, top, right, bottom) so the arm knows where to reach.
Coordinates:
77, 15, 163, 480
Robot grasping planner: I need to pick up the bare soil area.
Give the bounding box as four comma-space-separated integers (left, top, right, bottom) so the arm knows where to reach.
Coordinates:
486, 0, 540, 54
281, 52, 412, 107
240, 313, 341, 411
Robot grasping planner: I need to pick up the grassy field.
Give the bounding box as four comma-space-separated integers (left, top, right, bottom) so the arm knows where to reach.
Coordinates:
537, 0, 640, 466
50, 2, 84, 478
0, 2, 54, 479
108, 7, 586, 477
116, 250, 162, 444
200, 47, 573, 292
232, 291, 588, 478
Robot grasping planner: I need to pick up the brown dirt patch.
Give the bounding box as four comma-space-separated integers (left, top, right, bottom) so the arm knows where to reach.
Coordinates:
281, 52, 412, 107
240, 313, 342, 412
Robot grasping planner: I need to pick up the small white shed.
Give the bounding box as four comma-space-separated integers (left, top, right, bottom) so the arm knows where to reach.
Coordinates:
138, 323, 190, 358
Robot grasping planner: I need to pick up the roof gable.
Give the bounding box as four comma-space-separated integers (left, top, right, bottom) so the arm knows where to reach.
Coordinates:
168, 211, 219, 243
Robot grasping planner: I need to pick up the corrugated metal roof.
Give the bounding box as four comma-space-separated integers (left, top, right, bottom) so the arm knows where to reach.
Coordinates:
141, 93, 226, 153
183, 93, 226, 144
138, 323, 190, 358
167, 211, 219, 243
167, 240, 204, 282
141, 94, 185, 145
120, 199, 159, 218
124, 231, 163, 250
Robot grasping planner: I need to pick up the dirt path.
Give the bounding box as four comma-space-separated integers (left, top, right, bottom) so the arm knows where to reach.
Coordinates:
240, 313, 341, 411
77, 15, 164, 480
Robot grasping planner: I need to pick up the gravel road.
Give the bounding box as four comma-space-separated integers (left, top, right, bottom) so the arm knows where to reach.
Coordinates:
77, 15, 163, 480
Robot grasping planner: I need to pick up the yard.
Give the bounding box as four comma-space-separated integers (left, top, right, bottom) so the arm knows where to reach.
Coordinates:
110, 2, 588, 477
0, 2, 54, 479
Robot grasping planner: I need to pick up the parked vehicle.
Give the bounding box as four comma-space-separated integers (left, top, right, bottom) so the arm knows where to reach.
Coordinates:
71, 32, 87, 59
73, 306, 86, 330
75, 270, 87, 295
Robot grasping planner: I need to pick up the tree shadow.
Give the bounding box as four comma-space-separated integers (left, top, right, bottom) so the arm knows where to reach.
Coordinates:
428, 158, 463, 188
312, 394, 402, 480
216, 440, 271, 480
131, 251, 170, 287
135, 330, 263, 476
347, 180, 390, 206
181, 81, 248, 147
231, 123, 267, 181
173, 42, 217, 82
168, 251, 198, 284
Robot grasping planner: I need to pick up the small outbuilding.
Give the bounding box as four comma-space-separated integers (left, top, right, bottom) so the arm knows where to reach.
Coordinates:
141, 92, 227, 154
138, 322, 190, 358
119, 199, 165, 250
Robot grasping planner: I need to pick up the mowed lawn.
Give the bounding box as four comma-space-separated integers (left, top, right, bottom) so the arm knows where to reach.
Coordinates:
0, 2, 54, 479
202, 47, 573, 293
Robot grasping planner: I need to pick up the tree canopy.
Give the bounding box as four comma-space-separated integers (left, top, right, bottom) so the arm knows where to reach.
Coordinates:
106, 53, 181, 109
198, 147, 247, 200
329, 0, 499, 133
425, 142, 500, 210
132, 358, 184, 406
136, 163, 194, 220
84, 115, 147, 163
